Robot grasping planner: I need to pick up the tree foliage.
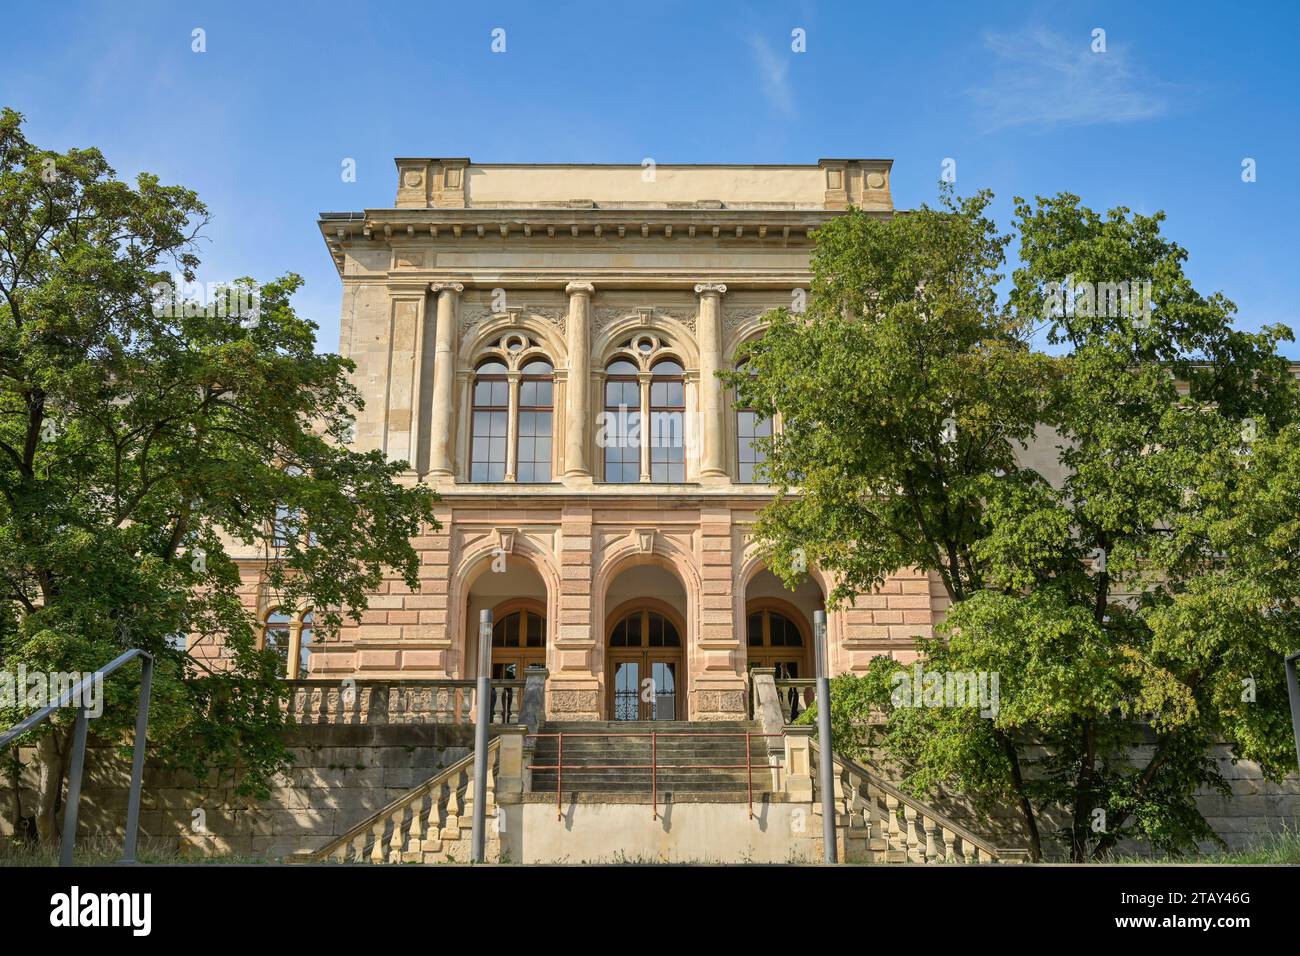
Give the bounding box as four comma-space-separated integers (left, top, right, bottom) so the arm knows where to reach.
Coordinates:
752, 184, 1300, 861
0, 108, 438, 841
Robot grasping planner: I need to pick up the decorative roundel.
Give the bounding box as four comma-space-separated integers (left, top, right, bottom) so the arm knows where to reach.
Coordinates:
403, 170, 423, 188
866, 171, 886, 190
620, 334, 660, 356
501, 333, 530, 353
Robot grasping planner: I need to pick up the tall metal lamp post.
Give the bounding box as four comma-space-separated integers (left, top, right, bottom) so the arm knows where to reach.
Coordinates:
470, 608, 492, 863
1286, 651, 1300, 773
814, 609, 837, 863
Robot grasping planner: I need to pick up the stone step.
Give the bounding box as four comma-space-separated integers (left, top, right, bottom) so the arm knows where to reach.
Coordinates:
537, 721, 762, 729
528, 720, 779, 797
529, 781, 776, 792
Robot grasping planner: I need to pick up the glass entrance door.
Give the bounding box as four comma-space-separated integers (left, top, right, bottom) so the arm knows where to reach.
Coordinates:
612, 657, 641, 721
608, 606, 684, 721
610, 652, 678, 720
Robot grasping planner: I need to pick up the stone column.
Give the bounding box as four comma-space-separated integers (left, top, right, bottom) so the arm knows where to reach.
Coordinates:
504, 371, 521, 482
563, 281, 594, 478
638, 371, 652, 482
428, 281, 464, 479
694, 283, 728, 479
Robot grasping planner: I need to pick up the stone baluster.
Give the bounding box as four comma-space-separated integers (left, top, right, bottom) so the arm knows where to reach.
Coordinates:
904, 806, 925, 863
442, 773, 461, 838
350, 831, 366, 862
924, 817, 939, 862
388, 807, 405, 859
410, 789, 428, 848
462, 770, 476, 830
938, 826, 955, 862
885, 793, 905, 860
369, 819, 386, 863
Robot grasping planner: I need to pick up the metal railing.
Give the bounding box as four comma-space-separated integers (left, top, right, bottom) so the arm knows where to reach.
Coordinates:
526, 730, 782, 821
0, 648, 154, 867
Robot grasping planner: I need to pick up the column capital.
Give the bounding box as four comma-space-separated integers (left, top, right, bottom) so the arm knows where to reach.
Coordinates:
430, 280, 466, 295
694, 282, 728, 297
565, 281, 596, 297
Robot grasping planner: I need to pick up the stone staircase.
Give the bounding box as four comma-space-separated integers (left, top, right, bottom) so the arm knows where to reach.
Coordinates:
293, 714, 1028, 864
528, 721, 779, 799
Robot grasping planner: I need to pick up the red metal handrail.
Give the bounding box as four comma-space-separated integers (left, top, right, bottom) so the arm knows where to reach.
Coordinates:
527, 731, 783, 820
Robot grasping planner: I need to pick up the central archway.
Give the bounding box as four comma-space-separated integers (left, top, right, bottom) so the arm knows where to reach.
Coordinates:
606, 598, 685, 720
601, 562, 690, 720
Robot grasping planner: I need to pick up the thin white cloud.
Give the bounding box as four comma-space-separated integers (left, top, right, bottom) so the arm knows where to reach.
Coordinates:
749, 34, 794, 116
970, 27, 1172, 132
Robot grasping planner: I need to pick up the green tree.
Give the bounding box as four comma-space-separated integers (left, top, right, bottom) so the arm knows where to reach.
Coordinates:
751, 185, 1300, 861
0, 108, 437, 844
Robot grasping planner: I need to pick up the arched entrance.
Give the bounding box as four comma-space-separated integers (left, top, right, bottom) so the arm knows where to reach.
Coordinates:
488, 598, 547, 681
606, 599, 685, 720
743, 567, 824, 720
463, 553, 550, 680
745, 598, 811, 679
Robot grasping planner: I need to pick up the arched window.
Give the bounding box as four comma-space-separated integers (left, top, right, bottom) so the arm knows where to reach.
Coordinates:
262, 610, 293, 677
603, 360, 641, 483
735, 366, 771, 483
649, 360, 685, 483
516, 360, 554, 483
745, 604, 810, 679
490, 602, 547, 680
470, 360, 509, 482
297, 612, 314, 679
261, 608, 313, 679
272, 465, 304, 549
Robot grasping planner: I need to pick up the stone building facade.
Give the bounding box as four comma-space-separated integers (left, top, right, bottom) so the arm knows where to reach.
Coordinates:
227, 158, 950, 722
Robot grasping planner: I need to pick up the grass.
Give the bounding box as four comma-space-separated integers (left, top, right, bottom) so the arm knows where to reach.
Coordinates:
0, 836, 266, 866
1109, 828, 1300, 865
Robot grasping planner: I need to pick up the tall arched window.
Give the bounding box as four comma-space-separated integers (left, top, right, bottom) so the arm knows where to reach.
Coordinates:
735, 366, 771, 483
603, 359, 640, 483
297, 612, 314, 679
470, 360, 509, 482
516, 360, 554, 483
262, 610, 293, 677
261, 608, 314, 679
649, 360, 685, 483
272, 464, 304, 550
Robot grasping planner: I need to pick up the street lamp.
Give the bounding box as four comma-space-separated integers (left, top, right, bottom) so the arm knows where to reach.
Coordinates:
814, 609, 837, 864
470, 608, 492, 863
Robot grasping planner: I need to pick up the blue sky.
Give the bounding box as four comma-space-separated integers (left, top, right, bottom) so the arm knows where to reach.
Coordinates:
3, 1, 1297, 355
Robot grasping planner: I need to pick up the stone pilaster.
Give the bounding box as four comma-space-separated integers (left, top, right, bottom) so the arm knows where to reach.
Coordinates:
693, 506, 747, 718
383, 283, 428, 468
694, 283, 728, 480
550, 504, 599, 718
563, 281, 594, 480
428, 281, 464, 479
